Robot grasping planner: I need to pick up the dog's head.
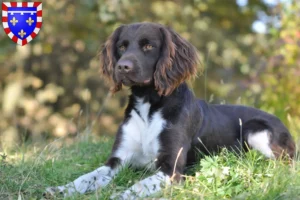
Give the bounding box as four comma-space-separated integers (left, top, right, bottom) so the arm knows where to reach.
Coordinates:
100, 22, 199, 96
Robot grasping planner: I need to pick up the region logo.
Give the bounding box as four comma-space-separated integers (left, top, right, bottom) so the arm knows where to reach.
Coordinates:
2, 2, 42, 46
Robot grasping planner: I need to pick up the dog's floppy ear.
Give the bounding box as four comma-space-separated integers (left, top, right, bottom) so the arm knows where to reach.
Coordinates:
154, 27, 199, 96
100, 25, 124, 93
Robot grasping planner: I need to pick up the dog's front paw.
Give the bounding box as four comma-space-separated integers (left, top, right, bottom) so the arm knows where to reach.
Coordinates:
43, 186, 66, 199
110, 190, 138, 200
109, 192, 126, 200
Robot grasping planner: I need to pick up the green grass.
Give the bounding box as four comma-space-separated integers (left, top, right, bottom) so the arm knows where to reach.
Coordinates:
1, 136, 300, 200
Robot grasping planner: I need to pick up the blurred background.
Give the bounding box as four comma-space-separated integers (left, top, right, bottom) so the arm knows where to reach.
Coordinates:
0, 0, 299, 150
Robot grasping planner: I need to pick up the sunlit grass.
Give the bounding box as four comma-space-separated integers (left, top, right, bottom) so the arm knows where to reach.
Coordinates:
1, 136, 299, 200
163, 149, 300, 200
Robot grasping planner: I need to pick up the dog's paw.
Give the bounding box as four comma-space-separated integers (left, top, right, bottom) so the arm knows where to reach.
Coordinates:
110, 191, 137, 200
43, 187, 65, 199
109, 194, 123, 200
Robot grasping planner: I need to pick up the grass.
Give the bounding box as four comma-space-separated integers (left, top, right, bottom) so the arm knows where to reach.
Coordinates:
1, 136, 300, 200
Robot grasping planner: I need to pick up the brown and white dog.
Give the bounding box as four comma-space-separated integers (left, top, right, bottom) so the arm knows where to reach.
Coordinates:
45, 22, 295, 199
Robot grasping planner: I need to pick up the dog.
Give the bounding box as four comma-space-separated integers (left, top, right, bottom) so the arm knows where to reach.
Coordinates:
45, 22, 295, 199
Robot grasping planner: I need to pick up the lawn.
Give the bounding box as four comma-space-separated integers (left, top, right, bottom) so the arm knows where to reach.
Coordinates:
1, 135, 300, 200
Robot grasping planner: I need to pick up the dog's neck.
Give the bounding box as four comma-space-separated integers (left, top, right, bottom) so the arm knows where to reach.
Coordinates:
130, 82, 190, 105
130, 84, 161, 104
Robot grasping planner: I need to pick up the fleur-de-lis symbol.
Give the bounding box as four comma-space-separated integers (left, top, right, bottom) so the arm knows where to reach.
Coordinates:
18, 29, 26, 38
26, 17, 34, 26
10, 17, 18, 26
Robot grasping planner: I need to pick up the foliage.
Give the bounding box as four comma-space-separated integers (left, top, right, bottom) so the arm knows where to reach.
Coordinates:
236, 0, 300, 139
169, 149, 300, 199
258, 1, 300, 138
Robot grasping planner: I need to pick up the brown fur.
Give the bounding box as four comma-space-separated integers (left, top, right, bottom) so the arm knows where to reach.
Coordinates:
100, 25, 124, 93
154, 27, 199, 96
100, 23, 200, 96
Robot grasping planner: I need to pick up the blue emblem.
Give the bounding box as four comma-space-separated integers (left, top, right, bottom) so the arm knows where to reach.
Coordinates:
2, 2, 42, 46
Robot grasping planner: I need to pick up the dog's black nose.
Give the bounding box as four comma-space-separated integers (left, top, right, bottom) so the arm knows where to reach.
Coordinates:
117, 60, 133, 73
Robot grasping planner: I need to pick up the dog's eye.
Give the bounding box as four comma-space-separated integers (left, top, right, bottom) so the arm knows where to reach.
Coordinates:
119, 45, 126, 52
143, 44, 153, 51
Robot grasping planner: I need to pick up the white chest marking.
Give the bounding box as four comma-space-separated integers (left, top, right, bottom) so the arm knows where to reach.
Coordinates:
115, 97, 166, 169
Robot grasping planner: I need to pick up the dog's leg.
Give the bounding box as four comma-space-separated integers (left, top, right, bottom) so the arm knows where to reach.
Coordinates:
247, 129, 295, 159
45, 157, 122, 197
247, 129, 275, 158
111, 171, 171, 199
244, 119, 295, 159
